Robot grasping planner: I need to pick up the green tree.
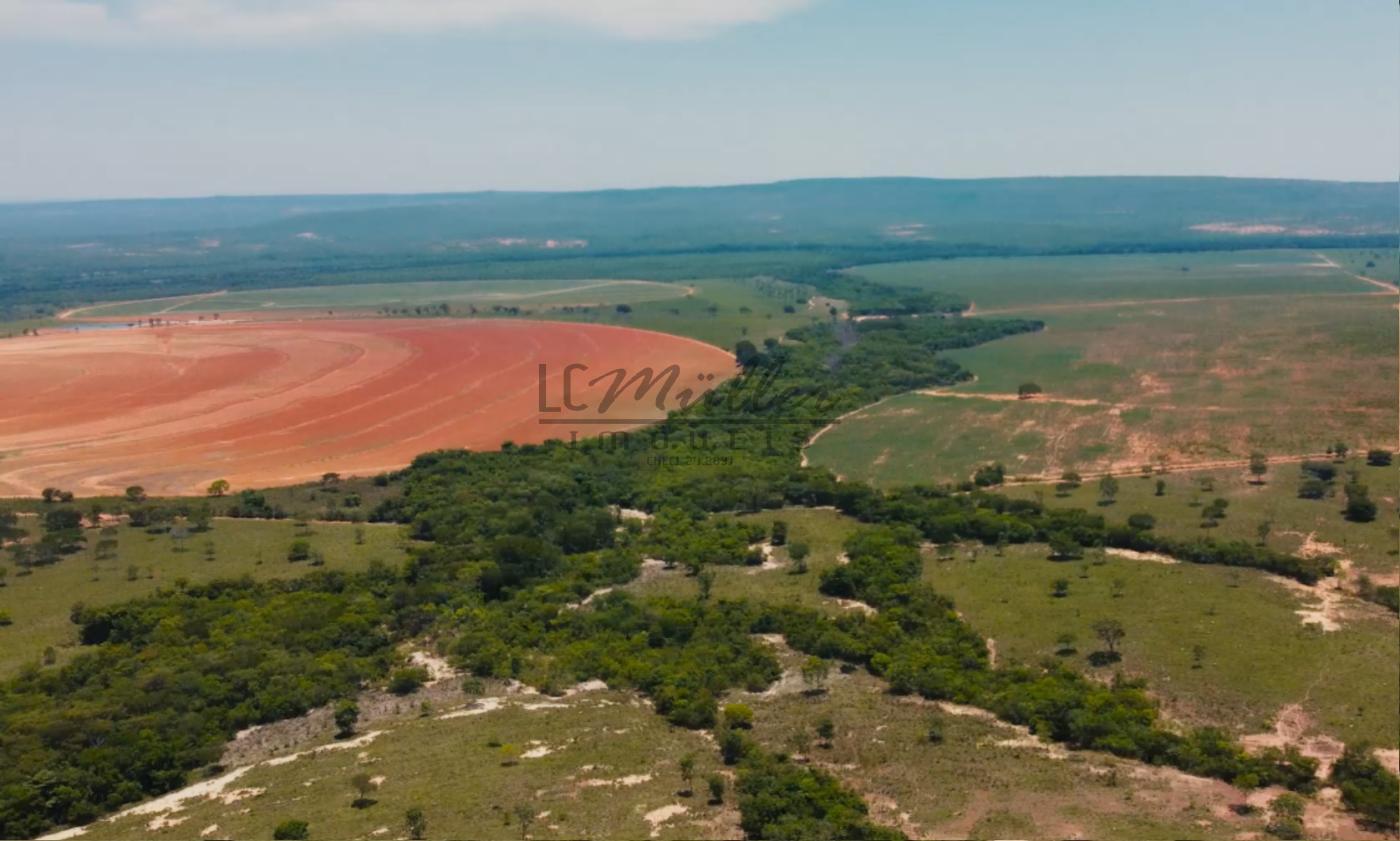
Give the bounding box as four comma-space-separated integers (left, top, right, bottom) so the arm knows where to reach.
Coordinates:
350, 772, 378, 808
696, 568, 716, 602
1344, 484, 1377, 522
404, 808, 428, 840
1248, 452, 1268, 483
1017, 382, 1043, 399
388, 666, 430, 695
706, 774, 726, 804
124, 485, 146, 503
273, 820, 310, 840
1091, 619, 1126, 661
800, 656, 831, 693
333, 699, 359, 739
1048, 532, 1082, 560
734, 339, 760, 368
814, 716, 835, 747
770, 520, 788, 546
207, 479, 230, 497
678, 753, 696, 796
1097, 475, 1120, 505
723, 703, 754, 730
1050, 578, 1070, 598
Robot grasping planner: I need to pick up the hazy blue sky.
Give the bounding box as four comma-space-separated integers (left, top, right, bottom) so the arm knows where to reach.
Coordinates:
1, 0, 1395, 200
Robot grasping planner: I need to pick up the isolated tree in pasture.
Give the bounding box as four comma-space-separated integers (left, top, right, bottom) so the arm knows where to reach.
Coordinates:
405, 808, 427, 840
1344, 484, 1377, 523
770, 519, 788, 546
1050, 578, 1070, 598
1248, 452, 1268, 483
1097, 475, 1120, 505
512, 805, 535, 840
787, 540, 810, 573
272, 820, 310, 840
1297, 478, 1328, 500
1366, 449, 1393, 467
333, 699, 359, 739
1056, 470, 1082, 494
1017, 382, 1043, 399
124, 485, 146, 503
207, 479, 230, 497
814, 716, 835, 748
1092, 619, 1126, 659
349, 772, 378, 808
678, 753, 696, 795
1154, 478, 1167, 496
800, 656, 831, 694
1256, 521, 1272, 546
1332, 442, 1349, 462
707, 774, 726, 804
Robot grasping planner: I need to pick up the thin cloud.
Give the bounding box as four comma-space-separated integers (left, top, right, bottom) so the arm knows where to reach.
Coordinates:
0, 0, 817, 42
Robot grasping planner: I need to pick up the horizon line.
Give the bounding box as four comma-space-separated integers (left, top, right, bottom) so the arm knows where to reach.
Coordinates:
3, 172, 1397, 207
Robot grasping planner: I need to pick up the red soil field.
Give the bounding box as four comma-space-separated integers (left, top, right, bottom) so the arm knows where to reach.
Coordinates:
0, 319, 737, 496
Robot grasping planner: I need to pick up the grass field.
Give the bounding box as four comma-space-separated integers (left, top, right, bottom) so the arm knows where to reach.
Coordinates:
1001, 459, 1400, 579
58, 275, 819, 352
1325, 248, 1399, 287
539, 277, 819, 348
923, 543, 1399, 747
808, 292, 1397, 484
0, 517, 409, 676
622, 508, 863, 614
849, 249, 1380, 311
743, 642, 1270, 840
634, 506, 1398, 748
91, 683, 735, 841
65, 278, 692, 319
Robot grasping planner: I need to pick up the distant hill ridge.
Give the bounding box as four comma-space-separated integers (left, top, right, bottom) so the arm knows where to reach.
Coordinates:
2, 176, 1394, 246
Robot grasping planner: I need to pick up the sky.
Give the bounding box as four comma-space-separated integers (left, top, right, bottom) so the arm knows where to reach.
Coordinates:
0, 0, 1396, 200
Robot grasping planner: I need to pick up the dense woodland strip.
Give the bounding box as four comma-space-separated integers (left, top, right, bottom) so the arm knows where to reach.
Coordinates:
1, 309, 1394, 838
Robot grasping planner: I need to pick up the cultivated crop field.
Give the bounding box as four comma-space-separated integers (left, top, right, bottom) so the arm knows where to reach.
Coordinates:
0, 319, 736, 496
808, 257, 1398, 485
63, 278, 691, 320
850, 249, 1382, 311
